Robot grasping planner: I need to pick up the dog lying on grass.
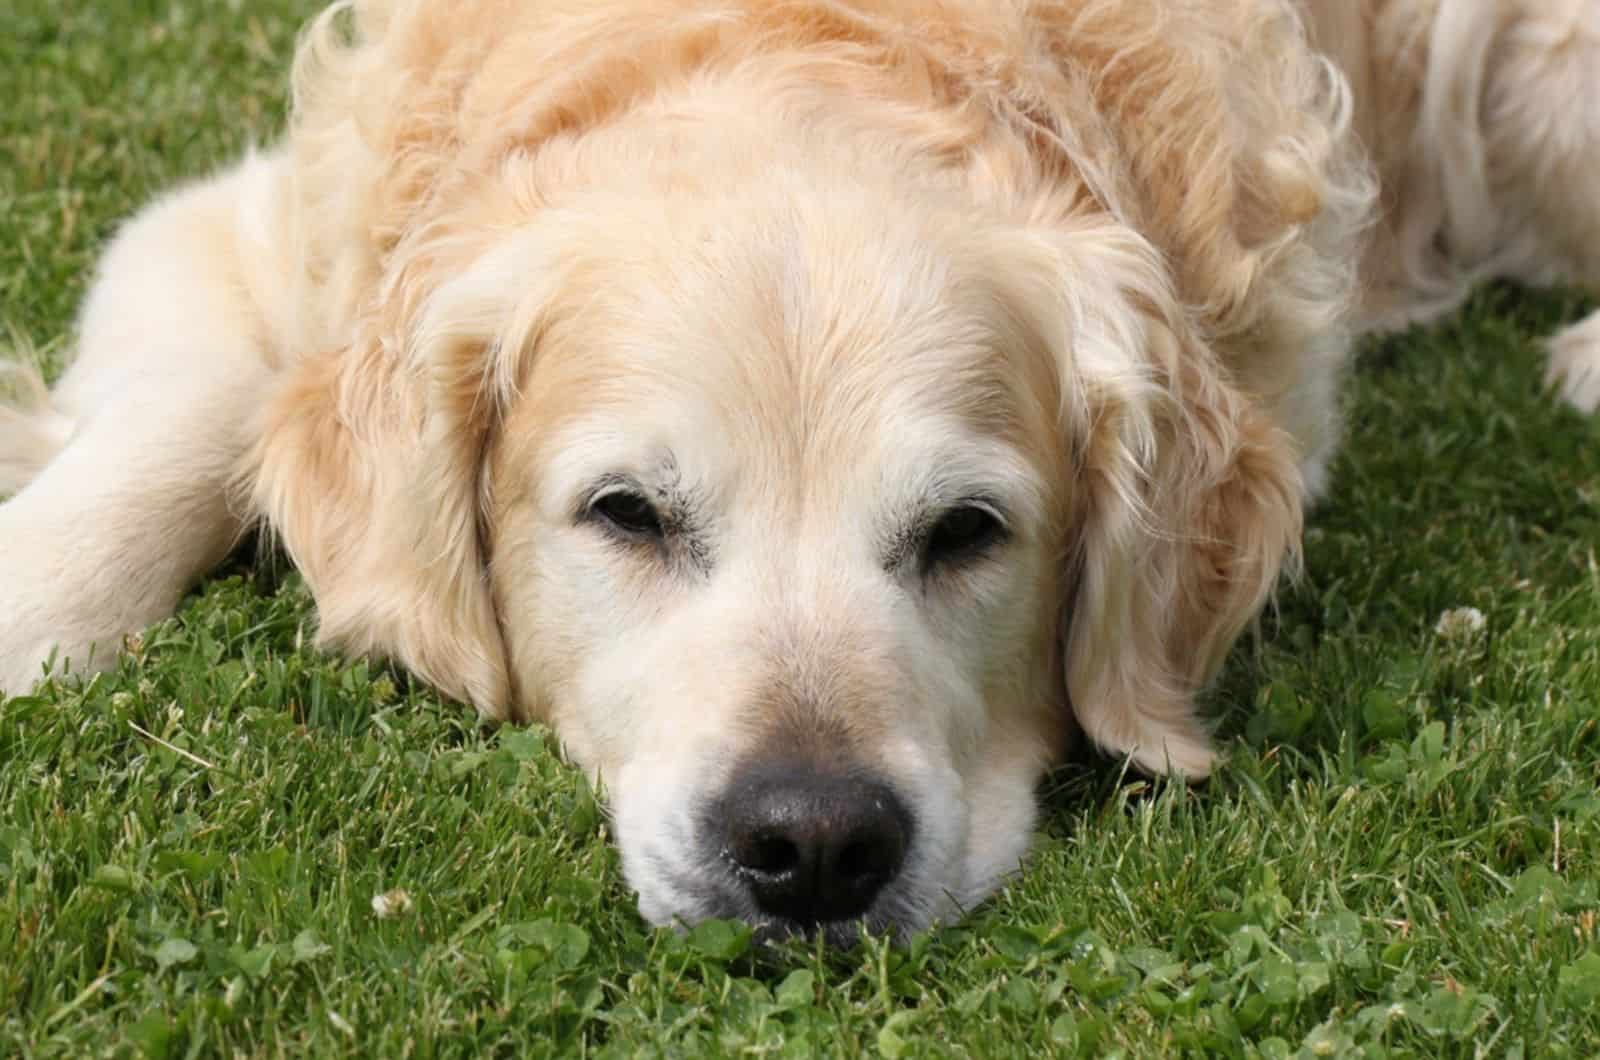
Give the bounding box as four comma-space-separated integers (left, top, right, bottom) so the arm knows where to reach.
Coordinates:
2, 0, 1597, 943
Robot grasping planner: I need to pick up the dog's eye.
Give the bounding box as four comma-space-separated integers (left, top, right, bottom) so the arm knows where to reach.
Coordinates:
591, 490, 665, 538
924, 503, 1006, 567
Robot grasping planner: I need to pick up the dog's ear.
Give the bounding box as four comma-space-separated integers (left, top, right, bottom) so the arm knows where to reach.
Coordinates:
986, 1, 1359, 775
996, 222, 1303, 777
1064, 319, 1302, 778
248, 231, 552, 720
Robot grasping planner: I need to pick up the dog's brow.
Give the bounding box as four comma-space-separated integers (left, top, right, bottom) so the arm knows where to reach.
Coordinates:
582, 460, 682, 509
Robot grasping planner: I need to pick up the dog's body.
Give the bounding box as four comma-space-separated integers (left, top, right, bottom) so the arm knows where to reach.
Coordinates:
3, 0, 1598, 938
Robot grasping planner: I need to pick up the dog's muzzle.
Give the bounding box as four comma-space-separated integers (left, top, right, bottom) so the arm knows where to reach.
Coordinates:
706, 759, 913, 931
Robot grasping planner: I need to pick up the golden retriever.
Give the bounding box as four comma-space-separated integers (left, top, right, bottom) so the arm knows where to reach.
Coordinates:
3, 0, 1597, 940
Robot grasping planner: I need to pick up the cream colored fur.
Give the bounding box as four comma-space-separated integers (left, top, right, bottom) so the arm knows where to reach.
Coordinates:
2, 0, 1597, 933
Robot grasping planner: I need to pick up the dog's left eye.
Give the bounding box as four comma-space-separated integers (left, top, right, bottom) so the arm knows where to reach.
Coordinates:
924, 503, 1006, 568
590, 489, 666, 539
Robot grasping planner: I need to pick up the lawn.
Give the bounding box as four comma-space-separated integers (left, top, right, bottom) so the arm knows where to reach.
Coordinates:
2, 1, 1599, 1056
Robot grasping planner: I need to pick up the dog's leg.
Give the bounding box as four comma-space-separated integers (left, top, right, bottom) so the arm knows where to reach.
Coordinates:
1547, 313, 1600, 414
1472, 7, 1600, 413
0, 154, 289, 694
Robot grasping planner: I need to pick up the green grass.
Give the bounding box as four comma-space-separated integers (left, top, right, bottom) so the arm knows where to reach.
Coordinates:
3, 1, 1599, 1056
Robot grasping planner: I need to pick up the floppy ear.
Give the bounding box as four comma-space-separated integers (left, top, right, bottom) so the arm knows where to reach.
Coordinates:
1002, 222, 1303, 778
1066, 324, 1303, 778
248, 232, 550, 721
986, 0, 1358, 775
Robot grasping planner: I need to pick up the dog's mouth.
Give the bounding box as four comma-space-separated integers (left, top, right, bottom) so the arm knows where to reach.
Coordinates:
693, 877, 927, 948
743, 909, 906, 948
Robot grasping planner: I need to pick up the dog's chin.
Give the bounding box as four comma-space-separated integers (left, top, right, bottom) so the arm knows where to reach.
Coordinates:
744, 911, 904, 949
641, 881, 935, 948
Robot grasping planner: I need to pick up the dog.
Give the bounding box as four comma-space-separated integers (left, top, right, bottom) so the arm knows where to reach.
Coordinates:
2, 0, 1597, 942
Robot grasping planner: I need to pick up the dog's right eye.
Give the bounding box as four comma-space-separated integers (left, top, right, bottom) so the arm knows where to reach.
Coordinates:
590, 489, 666, 539
923, 502, 1006, 569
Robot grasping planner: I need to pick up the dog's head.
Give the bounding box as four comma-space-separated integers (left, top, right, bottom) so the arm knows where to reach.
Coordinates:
257, 153, 1300, 940
481, 167, 1085, 938
255, 0, 1356, 938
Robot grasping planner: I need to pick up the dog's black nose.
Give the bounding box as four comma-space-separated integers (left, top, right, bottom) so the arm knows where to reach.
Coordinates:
719, 763, 912, 925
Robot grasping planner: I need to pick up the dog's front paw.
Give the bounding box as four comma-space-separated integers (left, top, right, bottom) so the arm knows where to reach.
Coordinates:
1546, 311, 1600, 414
0, 593, 116, 698
0, 512, 117, 698
0, 637, 67, 699
0, 583, 81, 697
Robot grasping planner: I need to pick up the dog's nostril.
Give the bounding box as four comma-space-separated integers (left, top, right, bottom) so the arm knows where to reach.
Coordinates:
837, 833, 894, 881
739, 833, 801, 877
720, 763, 912, 925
